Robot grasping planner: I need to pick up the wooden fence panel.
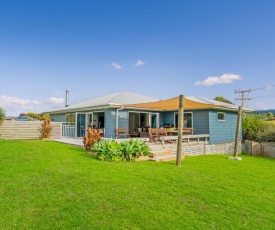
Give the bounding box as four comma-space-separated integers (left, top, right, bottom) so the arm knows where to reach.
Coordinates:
0, 121, 62, 139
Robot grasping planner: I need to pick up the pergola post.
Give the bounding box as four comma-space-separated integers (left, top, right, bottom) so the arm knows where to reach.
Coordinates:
176, 95, 184, 166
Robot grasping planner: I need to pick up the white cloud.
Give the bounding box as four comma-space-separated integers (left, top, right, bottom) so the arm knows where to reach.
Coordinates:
134, 60, 145, 67
0, 95, 41, 115
49, 97, 64, 105
195, 73, 242, 86
110, 62, 124, 70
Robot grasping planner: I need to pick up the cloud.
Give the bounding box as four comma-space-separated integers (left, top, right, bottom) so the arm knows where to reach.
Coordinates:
195, 73, 242, 86
265, 85, 273, 90
49, 97, 64, 105
110, 62, 124, 70
134, 60, 145, 67
0, 95, 41, 114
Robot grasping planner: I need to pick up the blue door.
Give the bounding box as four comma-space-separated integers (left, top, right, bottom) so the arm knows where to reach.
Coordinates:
77, 113, 86, 137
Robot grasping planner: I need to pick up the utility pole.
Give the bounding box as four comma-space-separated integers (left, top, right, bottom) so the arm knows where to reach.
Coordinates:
176, 95, 184, 166
229, 106, 242, 160
235, 89, 252, 107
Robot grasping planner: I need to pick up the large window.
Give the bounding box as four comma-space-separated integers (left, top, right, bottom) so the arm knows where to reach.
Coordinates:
66, 114, 75, 123
174, 112, 193, 128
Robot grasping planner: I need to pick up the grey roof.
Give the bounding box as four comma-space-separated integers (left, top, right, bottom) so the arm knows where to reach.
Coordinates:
46, 92, 158, 113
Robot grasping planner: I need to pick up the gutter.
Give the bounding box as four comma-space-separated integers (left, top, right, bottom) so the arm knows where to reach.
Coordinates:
116, 106, 124, 129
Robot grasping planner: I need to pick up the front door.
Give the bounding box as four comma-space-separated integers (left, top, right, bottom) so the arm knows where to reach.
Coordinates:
77, 113, 86, 137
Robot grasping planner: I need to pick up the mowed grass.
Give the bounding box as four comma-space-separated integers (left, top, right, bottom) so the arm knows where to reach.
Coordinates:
0, 140, 274, 229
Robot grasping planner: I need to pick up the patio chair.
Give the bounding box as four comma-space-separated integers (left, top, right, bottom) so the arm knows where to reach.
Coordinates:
158, 128, 167, 137
116, 128, 130, 139
148, 128, 160, 142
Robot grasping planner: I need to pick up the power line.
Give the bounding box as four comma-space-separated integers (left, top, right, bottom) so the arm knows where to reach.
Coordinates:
234, 89, 252, 107
250, 94, 275, 99
251, 84, 275, 91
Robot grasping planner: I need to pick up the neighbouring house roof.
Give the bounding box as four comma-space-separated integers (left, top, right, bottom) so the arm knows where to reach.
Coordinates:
4, 116, 17, 120
45, 92, 158, 114
124, 95, 253, 112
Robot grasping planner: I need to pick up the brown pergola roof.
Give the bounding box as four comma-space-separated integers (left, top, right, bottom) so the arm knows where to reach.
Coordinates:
124, 96, 245, 111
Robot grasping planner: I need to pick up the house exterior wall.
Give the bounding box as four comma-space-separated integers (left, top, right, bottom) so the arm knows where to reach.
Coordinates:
209, 110, 240, 144
162, 112, 174, 126
49, 108, 240, 144
104, 109, 117, 138
193, 110, 209, 135
50, 114, 66, 122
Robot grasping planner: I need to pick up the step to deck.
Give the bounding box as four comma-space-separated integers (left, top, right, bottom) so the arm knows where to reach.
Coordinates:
150, 153, 185, 162
150, 154, 177, 162
150, 149, 173, 157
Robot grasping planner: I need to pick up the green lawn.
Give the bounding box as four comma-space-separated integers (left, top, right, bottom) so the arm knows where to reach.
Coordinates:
0, 140, 274, 229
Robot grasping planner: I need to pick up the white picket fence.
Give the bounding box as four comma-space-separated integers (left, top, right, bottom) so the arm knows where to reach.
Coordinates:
0, 121, 62, 139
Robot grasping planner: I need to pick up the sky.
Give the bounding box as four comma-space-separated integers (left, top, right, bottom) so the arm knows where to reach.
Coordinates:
1, 0, 275, 116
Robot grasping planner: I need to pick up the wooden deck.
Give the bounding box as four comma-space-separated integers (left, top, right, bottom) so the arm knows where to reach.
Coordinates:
53, 135, 209, 162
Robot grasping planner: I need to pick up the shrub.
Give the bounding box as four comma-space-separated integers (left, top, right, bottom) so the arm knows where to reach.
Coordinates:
242, 115, 265, 141
91, 139, 151, 162
83, 127, 101, 151
121, 139, 151, 161
92, 140, 123, 161
255, 122, 275, 142
0, 107, 6, 125
39, 119, 52, 138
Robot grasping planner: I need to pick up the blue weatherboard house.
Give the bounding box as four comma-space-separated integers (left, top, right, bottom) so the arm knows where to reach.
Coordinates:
45, 92, 252, 144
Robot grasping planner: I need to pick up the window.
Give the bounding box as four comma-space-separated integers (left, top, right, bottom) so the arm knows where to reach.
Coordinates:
174, 112, 193, 128
66, 114, 75, 123
217, 112, 225, 121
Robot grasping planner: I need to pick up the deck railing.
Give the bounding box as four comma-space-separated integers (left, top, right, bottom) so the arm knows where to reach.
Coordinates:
62, 122, 75, 137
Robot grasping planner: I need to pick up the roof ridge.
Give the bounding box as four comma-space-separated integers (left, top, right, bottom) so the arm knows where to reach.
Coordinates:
106, 92, 121, 104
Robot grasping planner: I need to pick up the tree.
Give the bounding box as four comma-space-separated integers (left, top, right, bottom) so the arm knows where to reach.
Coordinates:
267, 112, 274, 120
213, 96, 233, 104
0, 107, 6, 125
26, 112, 50, 121
242, 115, 264, 141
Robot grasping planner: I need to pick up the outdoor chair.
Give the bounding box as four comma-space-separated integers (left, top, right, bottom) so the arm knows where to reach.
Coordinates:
148, 128, 160, 142
158, 128, 167, 137
116, 128, 130, 139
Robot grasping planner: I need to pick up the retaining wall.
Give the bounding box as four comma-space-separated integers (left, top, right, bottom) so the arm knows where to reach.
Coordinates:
183, 141, 241, 156
243, 140, 275, 158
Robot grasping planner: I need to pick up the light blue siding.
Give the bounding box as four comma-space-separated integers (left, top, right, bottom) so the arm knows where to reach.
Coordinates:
162, 112, 175, 125
104, 109, 117, 138
159, 113, 164, 127
193, 110, 209, 135
209, 110, 239, 144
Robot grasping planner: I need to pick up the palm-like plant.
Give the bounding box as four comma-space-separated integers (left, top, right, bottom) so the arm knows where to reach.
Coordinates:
0, 107, 6, 125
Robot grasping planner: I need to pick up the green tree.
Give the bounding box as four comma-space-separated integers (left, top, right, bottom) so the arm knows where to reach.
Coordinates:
256, 122, 275, 142
213, 96, 233, 104
0, 107, 6, 125
242, 115, 265, 141
26, 112, 50, 121
267, 112, 274, 120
